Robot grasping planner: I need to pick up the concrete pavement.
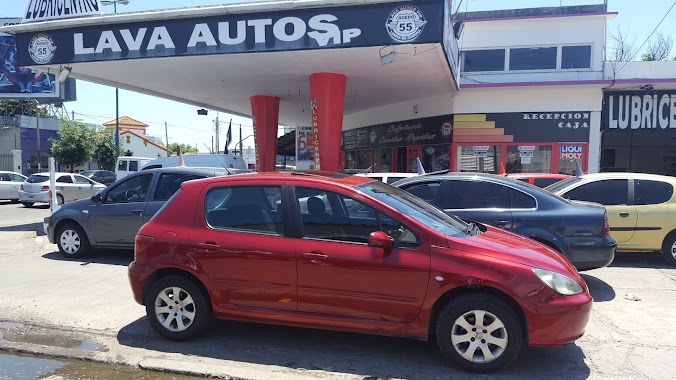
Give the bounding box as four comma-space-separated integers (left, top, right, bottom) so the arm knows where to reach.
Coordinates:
0, 203, 675, 379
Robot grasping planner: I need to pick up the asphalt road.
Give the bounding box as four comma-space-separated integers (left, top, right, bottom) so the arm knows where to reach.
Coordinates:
0, 202, 675, 379
0, 201, 50, 231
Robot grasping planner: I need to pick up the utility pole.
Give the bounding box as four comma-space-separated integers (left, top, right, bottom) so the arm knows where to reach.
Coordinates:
211, 135, 214, 154
36, 109, 41, 172
71, 110, 75, 121
164, 122, 169, 157
239, 125, 243, 157
214, 112, 220, 155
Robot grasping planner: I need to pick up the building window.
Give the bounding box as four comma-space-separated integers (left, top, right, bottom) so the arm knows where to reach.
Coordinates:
357, 150, 371, 170
345, 151, 356, 170
461, 49, 506, 72
374, 148, 392, 172
421, 145, 450, 172
126, 136, 131, 143
561, 45, 592, 69
509, 47, 557, 71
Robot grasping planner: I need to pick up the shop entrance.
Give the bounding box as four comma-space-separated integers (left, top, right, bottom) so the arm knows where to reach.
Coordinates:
453, 143, 587, 174
394, 146, 422, 173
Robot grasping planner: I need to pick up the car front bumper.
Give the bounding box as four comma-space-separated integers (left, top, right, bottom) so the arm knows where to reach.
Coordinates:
18, 190, 50, 203
44, 217, 54, 244
529, 292, 593, 347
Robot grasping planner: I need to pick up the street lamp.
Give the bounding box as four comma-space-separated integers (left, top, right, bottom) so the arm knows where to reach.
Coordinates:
235, 134, 253, 156
101, 0, 130, 156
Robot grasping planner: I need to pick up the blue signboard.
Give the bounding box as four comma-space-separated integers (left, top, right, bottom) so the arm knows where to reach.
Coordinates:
15, 0, 446, 66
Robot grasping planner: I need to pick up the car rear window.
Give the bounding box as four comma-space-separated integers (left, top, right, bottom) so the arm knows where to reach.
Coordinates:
544, 177, 583, 192
27, 175, 48, 183
533, 178, 562, 188
634, 180, 674, 205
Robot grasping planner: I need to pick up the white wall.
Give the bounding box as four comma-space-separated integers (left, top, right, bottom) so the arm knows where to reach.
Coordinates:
344, 94, 454, 130
459, 15, 607, 84
121, 134, 167, 158
605, 61, 676, 80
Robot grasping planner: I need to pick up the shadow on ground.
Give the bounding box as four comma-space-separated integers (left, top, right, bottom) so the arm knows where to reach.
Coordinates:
610, 251, 672, 270
0, 222, 46, 236
118, 317, 590, 379
41, 249, 133, 267
580, 274, 615, 302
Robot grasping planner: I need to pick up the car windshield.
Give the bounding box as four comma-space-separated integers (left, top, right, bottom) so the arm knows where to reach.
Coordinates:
80, 171, 95, 176
356, 180, 469, 237
26, 175, 49, 183
544, 177, 584, 193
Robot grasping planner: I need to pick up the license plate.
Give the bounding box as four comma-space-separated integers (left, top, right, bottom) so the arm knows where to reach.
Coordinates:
27, 195, 34, 199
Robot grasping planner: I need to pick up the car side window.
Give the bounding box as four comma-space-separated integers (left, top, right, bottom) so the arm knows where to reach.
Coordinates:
205, 186, 284, 235
442, 180, 510, 209
533, 178, 560, 188
564, 180, 628, 205
129, 161, 139, 172
0, 174, 8, 181
56, 176, 73, 184
118, 161, 127, 171
404, 182, 442, 205
143, 164, 162, 170
295, 187, 419, 247
74, 175, 92, 184
509, 188, 536, 209
105, 174, 153, 203
12, 174, 25, 182
634, 180, 673, 205
155, 173, 204, 201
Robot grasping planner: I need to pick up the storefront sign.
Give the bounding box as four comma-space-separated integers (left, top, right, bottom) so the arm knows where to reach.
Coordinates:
309, 99, 320, 169
604, 91, 676, 131
296, 125, 314, 170
560, 145, 583, 159
458, 112, 591, 142
341, 114, 453, 151
472, 145, 489, 157
23, 0, 102, 24
15, 0, 444, 66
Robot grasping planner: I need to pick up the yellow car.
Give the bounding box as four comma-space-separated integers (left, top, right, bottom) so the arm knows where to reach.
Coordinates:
546, 173, 676, 265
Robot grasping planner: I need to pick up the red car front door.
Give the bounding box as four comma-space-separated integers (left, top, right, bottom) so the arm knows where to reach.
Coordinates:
292, 185, 430, 323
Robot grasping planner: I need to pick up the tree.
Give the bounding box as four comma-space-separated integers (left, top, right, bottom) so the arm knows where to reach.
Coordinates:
168, 142, 198, 155
49, 117, 95, 172
92, 128, 117, 171
641, 32, 673, 61
607, 26, 636, 62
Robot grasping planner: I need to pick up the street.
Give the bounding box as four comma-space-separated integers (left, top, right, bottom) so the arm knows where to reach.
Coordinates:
0, 202, 675, 380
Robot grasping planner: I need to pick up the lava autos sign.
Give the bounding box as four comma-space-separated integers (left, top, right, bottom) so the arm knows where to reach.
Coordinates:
23, 0, 102, 24
604, 91, 676, 132
15, 0, 444, 66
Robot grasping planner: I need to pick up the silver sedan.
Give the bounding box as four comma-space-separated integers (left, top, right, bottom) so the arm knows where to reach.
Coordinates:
0, 171, 27, 202
19, 172, 106, 207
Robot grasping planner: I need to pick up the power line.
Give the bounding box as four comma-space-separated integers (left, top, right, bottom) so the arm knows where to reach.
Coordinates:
616, 0, 676, 74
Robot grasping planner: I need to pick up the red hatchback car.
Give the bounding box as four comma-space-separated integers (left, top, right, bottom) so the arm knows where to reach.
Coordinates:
129, 172, 592, 372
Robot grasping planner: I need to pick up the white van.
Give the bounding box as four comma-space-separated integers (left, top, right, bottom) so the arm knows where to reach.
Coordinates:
141, 154, 247, 171
116, 157, 153, 180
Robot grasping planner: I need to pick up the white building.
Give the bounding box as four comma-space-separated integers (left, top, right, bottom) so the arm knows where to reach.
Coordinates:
102, 116, 171, 158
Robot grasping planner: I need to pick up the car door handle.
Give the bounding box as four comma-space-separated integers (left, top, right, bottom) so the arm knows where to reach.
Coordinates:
619, 212, 630, 218
302, 251, 328, 260
196, 242, 221, 250
131, 209, 144, 215
492, 220, 510, 227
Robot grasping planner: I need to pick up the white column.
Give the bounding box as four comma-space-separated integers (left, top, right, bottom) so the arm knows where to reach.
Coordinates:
588, 111, 602, 173
11, 150, 22, 173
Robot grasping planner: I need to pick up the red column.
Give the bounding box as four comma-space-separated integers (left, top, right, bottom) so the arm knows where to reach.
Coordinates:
250, 95, 280, 172
309, 73, 347, 172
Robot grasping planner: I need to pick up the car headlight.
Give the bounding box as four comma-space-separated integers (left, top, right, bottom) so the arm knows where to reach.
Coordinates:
532, 268, 583, 295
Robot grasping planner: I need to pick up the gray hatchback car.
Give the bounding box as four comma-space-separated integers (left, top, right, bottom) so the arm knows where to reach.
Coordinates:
44, 167, 242, 258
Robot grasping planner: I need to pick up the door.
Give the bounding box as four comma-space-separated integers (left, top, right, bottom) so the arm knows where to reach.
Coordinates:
73, 174, 96, 199
193, 185, 296, 311
455, 145, 502, 173
561, 179, 636, 242
406, 146, 422, 173
88, 173, 153, 245
55, 175, 77, 202
630, 179, 675, 250
293, 186, 429, 323
0, 173, 10, 198
440, 179, 513, 230
144, 172, 206, 222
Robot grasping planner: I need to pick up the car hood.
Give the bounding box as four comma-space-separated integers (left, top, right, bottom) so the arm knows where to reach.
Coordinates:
449, 226, 579, 276
53, 198, 91, 215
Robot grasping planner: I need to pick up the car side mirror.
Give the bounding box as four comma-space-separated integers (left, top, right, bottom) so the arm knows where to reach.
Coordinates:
368, 231, 394, 249
91, 194, 102, 203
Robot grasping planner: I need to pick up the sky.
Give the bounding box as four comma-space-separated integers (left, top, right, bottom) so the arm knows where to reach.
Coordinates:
2, 0, 675, 152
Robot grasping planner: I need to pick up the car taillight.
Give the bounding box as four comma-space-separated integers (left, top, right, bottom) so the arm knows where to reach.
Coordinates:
134, 234, 155, 262
20, 184, 23, 190
603, 211, 610, 236
42, 185, 49, 191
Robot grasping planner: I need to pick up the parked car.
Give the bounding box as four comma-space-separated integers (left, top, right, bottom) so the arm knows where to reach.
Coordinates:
44, 167, 236, 258
507, 173, 571, 188
79, 170, 116, 186
19, 172, 106, 207
141, 154, 247, 171
0, 171, 27, 202
393, 173, 616, 270
355, 172, 419, 184
545, 173, 676, 265
129, 171, 593, 373
116, 157, 153, 180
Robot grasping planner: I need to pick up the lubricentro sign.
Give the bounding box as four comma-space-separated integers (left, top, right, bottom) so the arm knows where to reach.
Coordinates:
23, 0, 102, 23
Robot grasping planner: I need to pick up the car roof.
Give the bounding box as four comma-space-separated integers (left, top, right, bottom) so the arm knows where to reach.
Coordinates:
182, 171, 376, 188
507, 173, 571, 179
574, 172, 676, 182
130, 167, 233, 176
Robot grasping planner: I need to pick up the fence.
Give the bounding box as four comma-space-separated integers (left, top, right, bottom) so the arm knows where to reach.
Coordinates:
0, 153, 12, 171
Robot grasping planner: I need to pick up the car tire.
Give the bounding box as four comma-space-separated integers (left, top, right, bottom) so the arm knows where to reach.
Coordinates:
21, 202, 34, 207
435, 293, 523, 373
146, 276, 211, 341
661, 233, 676, 267
10, 199, 20, 204
56, 223, 90, 258
56, 194, 64, 206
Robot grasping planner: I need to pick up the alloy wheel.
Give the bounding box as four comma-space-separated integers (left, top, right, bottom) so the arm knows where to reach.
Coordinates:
154, 287, 196, 332
671, 241, 676, 260
59, 229, 81, 254
451, 310, 508, 363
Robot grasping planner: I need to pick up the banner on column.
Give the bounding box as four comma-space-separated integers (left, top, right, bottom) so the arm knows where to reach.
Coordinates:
296, 126, 315, 170
309, 99, 321, 169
